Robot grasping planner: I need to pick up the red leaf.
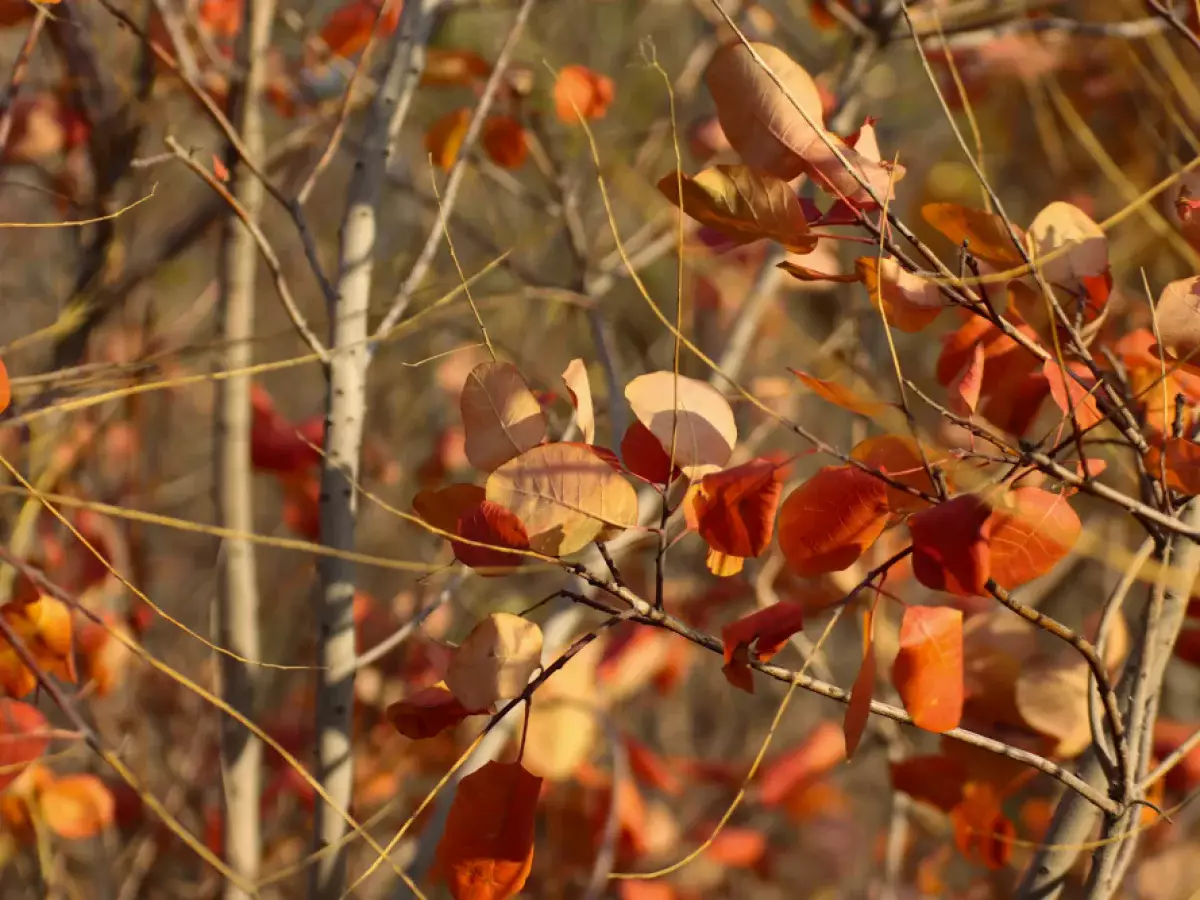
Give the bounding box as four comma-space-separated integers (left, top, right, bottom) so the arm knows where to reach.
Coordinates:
850, 434, 947, 513
890, 754, 968, 813
688, 457, 788, 563
619, 420, 681, 485
893, 606, 964, 733
777, 465, 890, 577
720, 602, 805, 693
452, 501, 529, 575
988, 487, 1081, 590
759, 720, 846, 806
844, 598, 878, 759
250, 384, 324, 474
0, 700, 49, 792
318, 0, 401, 60
387, 683, 483, 739
426, 108, 472, 172
624, 736, 683, 796
482, 116, 528, 170
908, 495, 992, 597
435, 760, 542, 900
413, 483, 488, 535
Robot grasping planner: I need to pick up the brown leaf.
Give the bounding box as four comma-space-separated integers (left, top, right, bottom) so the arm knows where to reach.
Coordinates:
625, 372, 737, 478
656, 166, 818, 254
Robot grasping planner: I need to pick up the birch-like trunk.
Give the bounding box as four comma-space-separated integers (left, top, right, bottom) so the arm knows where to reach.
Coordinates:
214, 0, 273, 896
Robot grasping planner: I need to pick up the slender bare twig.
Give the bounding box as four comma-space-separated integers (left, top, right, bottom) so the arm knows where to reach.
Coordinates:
0, 8, 48, 159
1145, 0, 1200, 56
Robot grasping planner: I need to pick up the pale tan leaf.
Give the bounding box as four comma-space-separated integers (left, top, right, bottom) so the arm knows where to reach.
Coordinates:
656, 165, 817, 254
520, 634, 603, 780
486, 443, 639, 556
562, 358, 596, 445
704, 41, 825, 181
460, 362, 547, 472
1155, 276, 1200, 365
445, 613, 543, 711
1025, 201, 1108, 288
624, 372, 737, 478
1014, 652, 1090, 758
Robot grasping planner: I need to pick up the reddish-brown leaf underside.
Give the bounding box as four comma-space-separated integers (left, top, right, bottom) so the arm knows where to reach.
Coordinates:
908, 494, 992, 597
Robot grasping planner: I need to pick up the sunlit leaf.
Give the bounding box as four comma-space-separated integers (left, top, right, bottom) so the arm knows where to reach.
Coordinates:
688, 457, 788, 575
423, 48, 492, 87
434, 760, 542, 900
1042, 360, 1104, 430
1147, 437, 1200, 494
413, 483, 488, 535
893, 606, 964, 733
1025, 201, 1109, 300
1014, 652, 1090, 758
521, 635, 602, 780
921, 202, 1025, 266
777, 465, 890, 577
850, 434, 946, 514
486, 442, 639, 556
561, 359, 596, 445
1154, 276, 1200, 369
988, 487, 1080, 590
656, 166, 818, 254
460, 362, 547, 473
790, 368, 889, 418
317, 0, 401, 59
625, 372, 737, 479
553, 65, 614, 124
40, 775, 114, 840
855, 256, 945, 332
452, 501, 530, 576
720, 601, 805, 692
445, 613, 543, 711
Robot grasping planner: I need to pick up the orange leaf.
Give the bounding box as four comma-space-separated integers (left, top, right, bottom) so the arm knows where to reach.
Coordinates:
920, 202, 1026, 267
777, 465, 890, 577
387, 683, 482, 739
198, 0, 243, 38
908, 495, 992, 597
1042, 360, 1104, 430
426, 107, 472, 172
445, 613, 542, 711
1149, 438, 1200, 494
553, 65, 614, 124
951, 342, 985, 417
850, 434, 946, 513
720, 601, 805, 693
452, 501, 530, 575
413, 483, 488, 535
893, 606, 964, 733
619, 420, 680, 485
0, 358, 9, 416
39, 774, 114, 840
988, 487, 1081, 590
0, 594, 76, 697
758, 720, 846, 807
318, 0, 401, 59
482, 116, 528, 170
951, 782, 1014, 870
703, 824, 768, 868
844, 597, 878, 759
435, 760, 542, 900
0, 701, 49, 792
790, 368, 889, 418
856, 256, 945, 333
688, 457, 788, 565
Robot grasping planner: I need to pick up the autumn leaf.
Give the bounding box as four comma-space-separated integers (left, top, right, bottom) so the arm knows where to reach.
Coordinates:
40, 775, 115, 840
561, 358, 596, 445
1014, 652, 1091, 758
460, 362, 547, 472
387, 682, 482, 739
250, 384, 323, 474
1024, 201, 1109, 302
625, 735, 683, 796
625, 372, 737, 478
893, 606, 964, 733
844, 598, 878, 759
856, 256, 945, 333
426, 107, 472, 172
777, 260, 860, 284
891, 754, 969, 813
758, 720, 845, 806
0, 358, 9, 416
413, 483, 487, 535
1153, 276, 1200, 369
1042, 360, 1104, 430
777, 465, 890, 577
951, 782, 1014, 870
521, 635, 602, 780
423, 48, 492, 87
445, 613, 542, 711
687, 457, 788, 577
0, 701, 49, 792
790, 369, 889, 418
619, 421, 680, 485
0, 594, 76, 698
435, 760, 542, 900
450, 501, 530, 576
317, 0, 401, 59
198, 0, 242, 38
988, 487, 1081, 590
850, 434, 945, 513
720, 601, 805, 692
486, 442, 639, 556
705, 41, 827, 181
553, 65, 614, 123
482, 116, 528, 170
950, 343, 985, 418
656, 166, 818, 254
1147, 438, 1200, 494
908, 495, 992, 597
921, 202, 1026, 266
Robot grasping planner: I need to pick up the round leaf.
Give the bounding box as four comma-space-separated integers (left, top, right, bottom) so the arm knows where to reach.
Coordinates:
624, 372, 737, 478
